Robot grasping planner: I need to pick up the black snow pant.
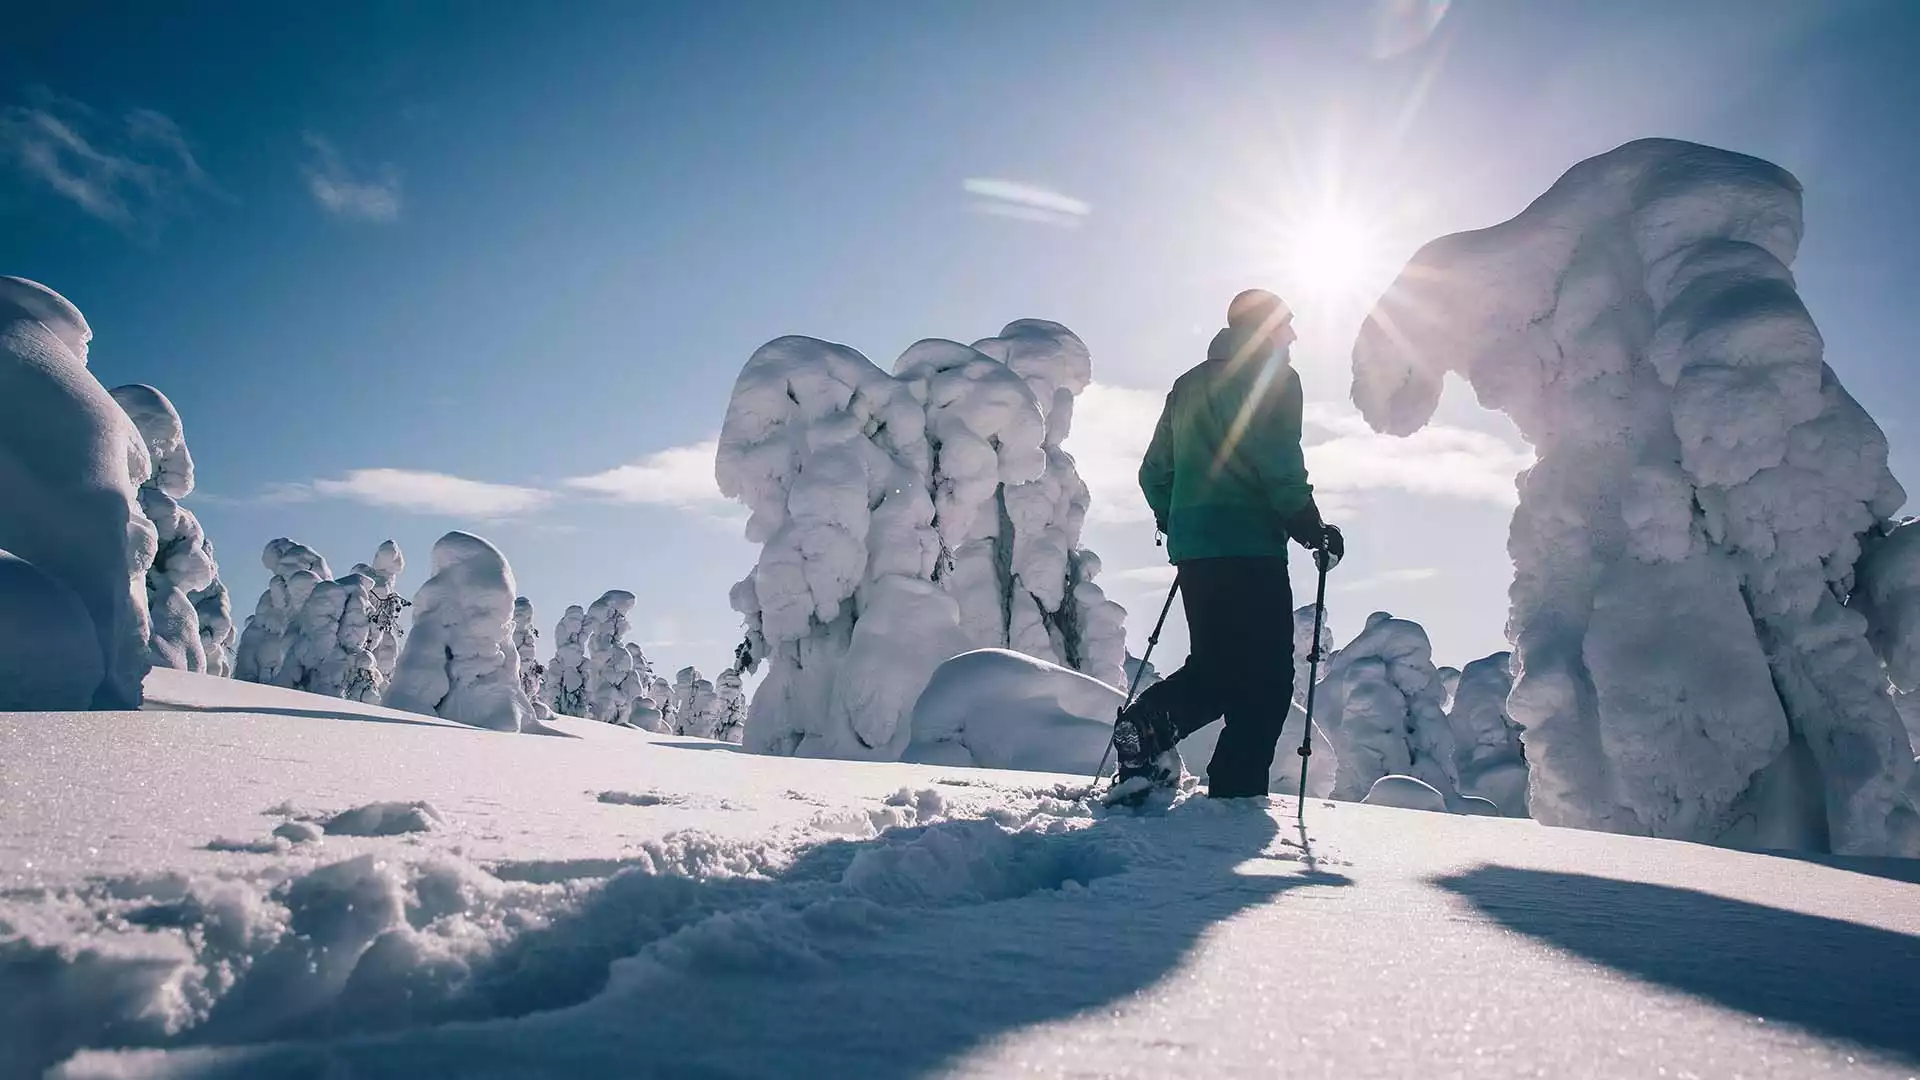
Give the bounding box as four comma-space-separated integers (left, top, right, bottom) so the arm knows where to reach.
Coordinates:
1131, 556, 1293, 798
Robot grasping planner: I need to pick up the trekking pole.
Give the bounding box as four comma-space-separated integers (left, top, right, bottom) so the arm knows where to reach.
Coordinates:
1090, 575, 1180, 789
1296, 542, 1333, 821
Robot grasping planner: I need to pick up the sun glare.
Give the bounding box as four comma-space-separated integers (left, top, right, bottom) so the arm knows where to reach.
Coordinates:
1280, 205, 1389, 312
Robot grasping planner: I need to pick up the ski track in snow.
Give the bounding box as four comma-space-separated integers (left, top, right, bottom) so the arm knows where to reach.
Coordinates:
2, 671, 1918, 1078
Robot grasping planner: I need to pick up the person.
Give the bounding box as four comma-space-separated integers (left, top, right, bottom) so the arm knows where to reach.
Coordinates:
1112, 288, 1342, 800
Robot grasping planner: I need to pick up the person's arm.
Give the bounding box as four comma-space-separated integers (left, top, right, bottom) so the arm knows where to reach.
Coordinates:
1139, 393, 1176, 533
1251, 368, 1315, 529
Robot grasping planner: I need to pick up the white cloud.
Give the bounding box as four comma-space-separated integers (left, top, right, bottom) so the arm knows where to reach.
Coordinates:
302, 133, 402, 222
298, 468, 553, 518
0, 92, 211, 227
563, 439, 730, 510
1065, 382, 1531, 526
1331, 566, 1439, 594
964, 177, 1091, 228
1303, 404, 1531, 506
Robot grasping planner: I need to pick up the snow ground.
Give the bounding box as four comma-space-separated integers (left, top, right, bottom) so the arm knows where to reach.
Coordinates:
3, 672, 1917, 1078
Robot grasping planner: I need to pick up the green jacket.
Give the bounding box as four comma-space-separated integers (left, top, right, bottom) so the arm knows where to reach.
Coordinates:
1138, 333, 1317, 563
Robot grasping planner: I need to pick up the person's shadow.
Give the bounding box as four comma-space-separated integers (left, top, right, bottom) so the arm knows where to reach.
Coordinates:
127, 798, 1350, 1078
1435, 865, 1920, 1065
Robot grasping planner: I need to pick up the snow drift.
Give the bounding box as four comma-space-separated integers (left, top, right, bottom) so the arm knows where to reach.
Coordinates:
1352, 138, 1920, 855
717, 322, 1127, 760
386, 531, 536, 732
0, 276, 154, 708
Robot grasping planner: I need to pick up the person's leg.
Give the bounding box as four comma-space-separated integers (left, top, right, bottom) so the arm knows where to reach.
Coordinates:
1203, 557, 1294, 798
1111, 560, 1237, 778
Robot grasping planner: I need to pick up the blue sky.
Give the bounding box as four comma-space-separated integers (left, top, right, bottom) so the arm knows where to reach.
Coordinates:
5, 0, 1919, 673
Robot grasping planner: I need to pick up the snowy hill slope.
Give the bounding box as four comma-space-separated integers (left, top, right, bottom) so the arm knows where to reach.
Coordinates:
2, 673, 1917, 1078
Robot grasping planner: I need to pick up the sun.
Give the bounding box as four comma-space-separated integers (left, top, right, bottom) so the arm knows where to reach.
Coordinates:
1278, 204, 1391, 312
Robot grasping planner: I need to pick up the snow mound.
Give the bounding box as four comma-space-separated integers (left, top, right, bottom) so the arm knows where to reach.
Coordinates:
0, 549, 105, 709
323, 801, 445, 837
1352, 138, 1920, 856
0, 276, 154, 708
386, 532, 536, 732
1362, 774, 1448, 812
903, 648, 1120, 772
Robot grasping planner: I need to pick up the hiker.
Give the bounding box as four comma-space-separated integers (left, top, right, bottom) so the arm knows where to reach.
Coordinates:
1112, 289, 1342, 800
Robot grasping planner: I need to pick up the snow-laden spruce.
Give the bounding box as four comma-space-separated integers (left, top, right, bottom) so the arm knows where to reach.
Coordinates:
580, 590, 648, 725
1352, 138, 1920, 855
0, 277, 155, 708
512, 596, 544, 702
111, 383, 223, 674
386, 531, 535, 731
347, 540, 406, 685
233, 538, 332, 687
1446, 652, 1529, 817
717, 321, 1127, 758
542, 605, 590, 718
713, 668, 748, 742
1311, 611, 1460, 807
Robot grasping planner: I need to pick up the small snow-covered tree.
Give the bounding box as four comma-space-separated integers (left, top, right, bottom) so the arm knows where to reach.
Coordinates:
1353, 138, 1920, 855
112, 384, 221, 674
348, 540, 406, 684
512, 597, 544, 701
668, 666, 701, 734
234, 538, 331, 687
189, 557, 236, 677
1447, 652, 1528, 817
542, 605, 589, 717
643, 671, 674, 732
0, 277, 155, 708
286, 571, 383, 701
1312, 612, 1460, 806
713, 668, 747, 743
582, 590, 646, 724
386, 531, 534, 731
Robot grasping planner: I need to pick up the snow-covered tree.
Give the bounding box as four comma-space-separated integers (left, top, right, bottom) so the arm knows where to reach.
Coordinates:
1447, 652, 1529, 817
111, 384, 223, 674
189, 560, 236, 677
234, 538, 331, 687
642, 671, 674, 733
1311, 612, 1460, 806
285, 571, 383, 701
386, 531, 534, 731
713, 668, 747, 743
668, 666, 700, 734
582, 590, 646, 724
512, 597, 543, 702
542, 605, 589, 717
347, 540, 406, 684
0, 277, 155, 709
1353, 138, 1920, 855
717, 321, 1128, 758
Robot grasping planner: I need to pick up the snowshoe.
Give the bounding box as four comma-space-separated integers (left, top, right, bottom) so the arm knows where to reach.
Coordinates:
1101, 746, 1184, 809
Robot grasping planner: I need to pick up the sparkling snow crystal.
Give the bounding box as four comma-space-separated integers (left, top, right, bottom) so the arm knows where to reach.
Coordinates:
1352, 138, 1920, 855
717, 322, 1127, 760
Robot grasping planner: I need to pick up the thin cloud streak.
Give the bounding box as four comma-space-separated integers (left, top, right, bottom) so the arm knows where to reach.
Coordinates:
0, 92, 213, 227
964, 176, 1091, 228
562, 439, 731, 511
302, 133, 402, 222
301, 468, 553, 518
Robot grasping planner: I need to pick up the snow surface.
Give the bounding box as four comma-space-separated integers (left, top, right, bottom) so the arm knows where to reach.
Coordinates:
717, 322, 1128, 761
1352, 138, 1920, 856
2, 669, 1917, 1078
0, 276, 154, 709
385, 531, 536, 732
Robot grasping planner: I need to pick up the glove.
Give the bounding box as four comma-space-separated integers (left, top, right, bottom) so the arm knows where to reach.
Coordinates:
1312, 523, 1345, 571
1284, 502, 1326, 549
